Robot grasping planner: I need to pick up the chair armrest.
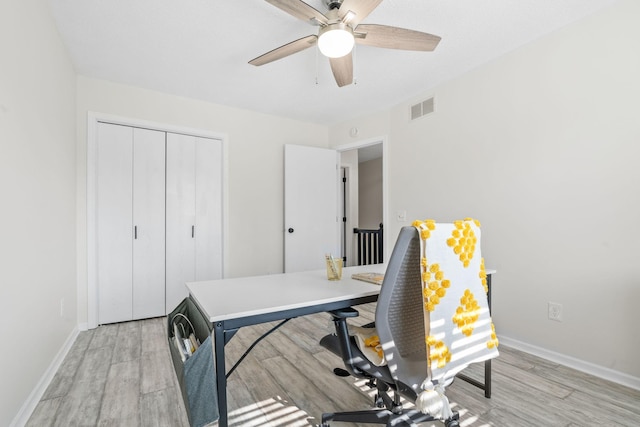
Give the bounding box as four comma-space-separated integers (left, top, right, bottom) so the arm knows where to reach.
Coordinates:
324, 308, 372, 378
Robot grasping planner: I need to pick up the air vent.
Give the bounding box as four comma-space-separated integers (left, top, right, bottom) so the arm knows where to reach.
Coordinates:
410, 97, 435, 121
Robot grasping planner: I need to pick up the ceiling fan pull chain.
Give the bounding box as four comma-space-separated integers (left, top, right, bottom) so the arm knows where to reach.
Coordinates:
315, 45, 319, 85
353, 44, 357, 85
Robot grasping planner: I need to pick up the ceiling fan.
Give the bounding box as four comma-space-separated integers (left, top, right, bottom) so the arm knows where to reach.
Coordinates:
249, 0, 441, 87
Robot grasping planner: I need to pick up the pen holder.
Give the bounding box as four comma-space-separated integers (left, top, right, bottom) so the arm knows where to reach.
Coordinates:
326, 257, 343, 281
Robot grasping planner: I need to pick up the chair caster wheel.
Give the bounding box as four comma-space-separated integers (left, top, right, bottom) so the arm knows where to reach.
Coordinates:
445, 412, 460, 427
332, 367, 350, 377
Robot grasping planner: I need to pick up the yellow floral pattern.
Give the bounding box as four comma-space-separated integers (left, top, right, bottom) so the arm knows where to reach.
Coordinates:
413, 219, 436, 240
487, 323, 499, 349
452, 289, 481, 337
421, 263, 450, 312
364, 335, 384, 359
446, 219, 479, 268
479, 258, 488, 294
426, 335, 451, 369
414, 219, 451, 313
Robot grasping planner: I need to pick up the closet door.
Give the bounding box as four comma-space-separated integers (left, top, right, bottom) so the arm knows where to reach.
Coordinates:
97, 123, 134, 324
195, 137, 223, 281
132, 128, 166, 319
166, 133, 223, 313
166, 133, 196, 313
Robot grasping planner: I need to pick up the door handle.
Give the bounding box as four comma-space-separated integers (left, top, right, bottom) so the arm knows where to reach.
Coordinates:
192, 225, 195, 238
288, 228, 294, 233
134, 226, 137, 239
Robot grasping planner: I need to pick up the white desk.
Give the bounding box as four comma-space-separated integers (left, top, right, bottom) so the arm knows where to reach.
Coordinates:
187, 265, 495, 427
186, 264, 384, 427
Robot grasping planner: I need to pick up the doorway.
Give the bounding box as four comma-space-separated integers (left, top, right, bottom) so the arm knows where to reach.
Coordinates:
338, 138, 387, 267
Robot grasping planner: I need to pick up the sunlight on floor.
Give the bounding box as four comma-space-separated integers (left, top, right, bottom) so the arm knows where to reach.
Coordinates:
352, 378, 492, 427
229, 396, 312, 427
225, 377, 493, 426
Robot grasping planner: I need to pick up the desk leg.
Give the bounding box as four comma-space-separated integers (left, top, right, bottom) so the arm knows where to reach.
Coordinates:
486, 274, 492, 398
214, 322, 228, 427
484, 359, 492, 398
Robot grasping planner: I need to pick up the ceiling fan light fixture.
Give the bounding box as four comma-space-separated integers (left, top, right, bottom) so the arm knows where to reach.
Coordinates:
318, 23, 354, 58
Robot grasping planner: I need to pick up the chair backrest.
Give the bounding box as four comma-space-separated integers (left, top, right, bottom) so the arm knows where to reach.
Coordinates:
375, 226, 428, 398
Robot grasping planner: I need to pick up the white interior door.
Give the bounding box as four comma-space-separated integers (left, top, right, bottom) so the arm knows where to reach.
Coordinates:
89, 114, 226, 328
97, 123, 133, 324
284, 144, 339, 273
195, 137, 223, 281
166, 133, 196, 313
132, 128, 166, 319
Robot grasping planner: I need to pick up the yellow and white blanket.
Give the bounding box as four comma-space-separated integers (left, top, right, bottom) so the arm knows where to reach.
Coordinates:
413, 218, 499, 418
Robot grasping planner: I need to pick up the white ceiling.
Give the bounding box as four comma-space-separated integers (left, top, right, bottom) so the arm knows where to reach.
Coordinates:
47, 0, 617, 126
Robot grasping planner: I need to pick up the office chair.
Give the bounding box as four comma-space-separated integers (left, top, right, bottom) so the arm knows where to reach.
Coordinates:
320, 222, 497, 427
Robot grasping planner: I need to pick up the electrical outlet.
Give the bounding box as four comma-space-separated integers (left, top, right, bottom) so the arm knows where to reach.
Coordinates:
548, 302, 563, 322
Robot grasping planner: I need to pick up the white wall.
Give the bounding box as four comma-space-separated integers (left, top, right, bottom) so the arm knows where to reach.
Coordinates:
0, 0, 78, 425
76, 76, 329, 326
358, 157, 383, 229
330, 0, 640, 380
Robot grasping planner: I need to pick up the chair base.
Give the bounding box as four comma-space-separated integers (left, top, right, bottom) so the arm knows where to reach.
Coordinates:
320, 408, 459, 427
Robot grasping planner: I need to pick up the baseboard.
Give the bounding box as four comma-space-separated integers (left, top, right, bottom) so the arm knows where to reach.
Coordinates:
499, 335, 640, 391
10, 326, 80, 427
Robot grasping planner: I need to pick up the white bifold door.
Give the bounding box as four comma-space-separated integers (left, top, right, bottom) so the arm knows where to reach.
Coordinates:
97, 123, 166, 324
166, 133, 223, 313
96, 123, 222, 324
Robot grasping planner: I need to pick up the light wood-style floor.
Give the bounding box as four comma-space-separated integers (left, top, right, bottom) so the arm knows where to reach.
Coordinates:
27, 303, 640, 427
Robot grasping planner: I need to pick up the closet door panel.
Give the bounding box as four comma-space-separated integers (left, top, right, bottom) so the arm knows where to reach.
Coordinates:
195, 137, 223, 281
97, 123, 133, 324
166, 133, 196, 313
132, 128, 166, 319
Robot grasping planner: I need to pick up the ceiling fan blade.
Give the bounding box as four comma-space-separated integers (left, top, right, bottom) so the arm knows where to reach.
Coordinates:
338, 0, 382, 27
249, 35, 318, 66
355, 24, 441, 51
265, 0, 328, 25
329, 53, 353, 87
